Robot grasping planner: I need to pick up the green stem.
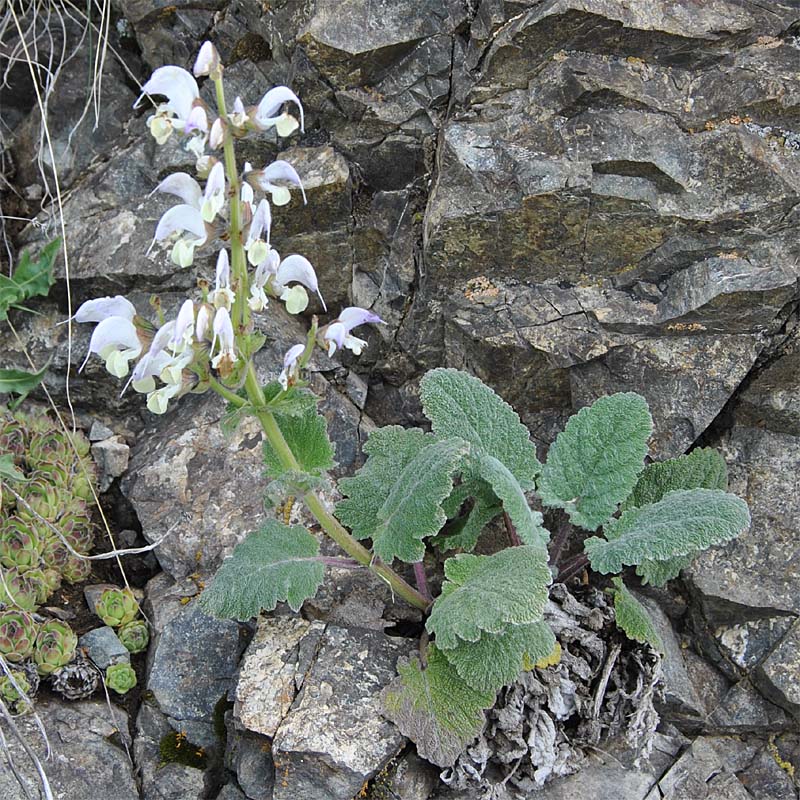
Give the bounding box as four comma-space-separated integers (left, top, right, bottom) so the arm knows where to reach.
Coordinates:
208, 375, 246, 408
235, 364, 429, 611
213, 77, 250, 334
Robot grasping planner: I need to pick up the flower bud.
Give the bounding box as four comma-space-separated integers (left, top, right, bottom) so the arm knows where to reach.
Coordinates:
193, 41, 221, 79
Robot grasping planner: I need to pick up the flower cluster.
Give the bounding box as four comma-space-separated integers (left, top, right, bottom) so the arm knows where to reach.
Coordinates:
76, 42, 382, 415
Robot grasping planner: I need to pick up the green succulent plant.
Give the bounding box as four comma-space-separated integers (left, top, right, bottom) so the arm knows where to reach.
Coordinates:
33, 620, 78, 675
0, 610, 37, 662
0, 669, 33, 715
95, 587, 139, 627
105, 662, 137, 695
118, 619, 149, 654
61, 554, 92, 585
0, 568, 39, 612
0, 519, 42, 571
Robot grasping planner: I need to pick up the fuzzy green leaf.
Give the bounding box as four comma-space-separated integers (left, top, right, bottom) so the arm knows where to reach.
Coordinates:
538, 393, 652, 530
611, 578, 664, 653
199, 520, 325, 619
623, 447, 728, 511
427, 546, 551, 649
370, 437, 469, 563
263, 382, 319, 417
337, 426, 433, 540
437, 496, 502, 553
585, 488, 750, 574
420, 368, 540, 487
476, 454, 548, 548
0, 365, 49, 408
262, 404, 334, 480
636, 554, 696, 587
381, 644, 494, 767
0, 239, 59, 320
440, 621, 556, 693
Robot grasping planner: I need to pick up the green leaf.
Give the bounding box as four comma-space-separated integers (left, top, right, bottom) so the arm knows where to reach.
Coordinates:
220, 401, 254, 437
199, 520, 325, 619
636, 554, 696, 587
262, 404, 334, 480
427, 546, 551, 649
585, 488, 750, 574
440, 621, 556, 693
0, 454, 26, 482
538, 393, 652, 530
381, 644, 494, 767
337, 426, 434, 541
420, 368, 541, 487
476, 454, 548, 548
370, 437, 470, 563
0, 364, 49, 408
436, 496, 502, 553
611, 578, 664, 653
263, 381, 319, 417
0, 239, 59, 321
623, 447, 728, 511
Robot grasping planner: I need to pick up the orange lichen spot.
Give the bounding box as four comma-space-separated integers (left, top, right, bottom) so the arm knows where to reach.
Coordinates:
180, 597, 191, 605
665, 322, 706, 332
464, 276, 500, 303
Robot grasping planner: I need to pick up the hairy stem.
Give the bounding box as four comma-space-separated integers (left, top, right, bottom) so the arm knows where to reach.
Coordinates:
413, 561, 432, 602
557, 553, 589, 583
548, 516, 573, 567
503, 511, 522, 547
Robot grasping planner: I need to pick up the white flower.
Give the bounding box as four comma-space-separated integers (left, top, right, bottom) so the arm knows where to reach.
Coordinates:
211, 307, 237, 371
246, 160, 306, 207
248, 249, 279, 312
68, 295, 136, 324
196, 303, 213, 342
150, 172, 203, 207
274, 254, 326, 314
245, 199, 272, 265
151, 203, 209, 267
168, 299, 195, 353
147, 382, 182, 415
279, 344, 306, 390
200, 162, 226, 223
209, 118, 225, 149
193, 41, 220, 78
253, 86, 304, 136
323, 307, 383, 357
229, 96, 249, 129
211, 249, 235, 310
136, 66, 201, 144
80, 316, 143, 377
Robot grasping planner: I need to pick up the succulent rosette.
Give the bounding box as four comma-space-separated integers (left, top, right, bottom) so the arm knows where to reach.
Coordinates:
95, 587, 139, 627
0, 519, 43, 571
105, 662, 137, 695
0, 610, 37, 662
52, 654, 101, 700
23, 569, 52, 605
0, 670, 33, 715
33, 620, 78, 675
118, 619, 150, 654
61, 554, 92, 585
0, 568, 39, 612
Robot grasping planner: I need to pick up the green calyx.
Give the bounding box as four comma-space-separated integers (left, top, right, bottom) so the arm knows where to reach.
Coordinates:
95, 587, 139, 627
105, 662, 137, 694
33, 619, 78, 675
118, 619, 150, 654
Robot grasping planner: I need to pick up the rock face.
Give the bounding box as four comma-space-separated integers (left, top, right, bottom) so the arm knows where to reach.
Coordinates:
0, 699, 138, 800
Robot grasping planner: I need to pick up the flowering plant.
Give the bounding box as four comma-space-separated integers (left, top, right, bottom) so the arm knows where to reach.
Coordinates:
75, 43, 752, 773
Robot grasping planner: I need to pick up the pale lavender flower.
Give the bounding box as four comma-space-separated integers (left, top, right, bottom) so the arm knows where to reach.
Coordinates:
193, 41, 220, 78
80, 316, 143, 377
136, 66, 201, 144
323, 307, 383, 357
247, 161, 306, 207
211, 249, 235, 310
274, 254, 326, 314
279, 344, 306, 390
253, 86, 304, 136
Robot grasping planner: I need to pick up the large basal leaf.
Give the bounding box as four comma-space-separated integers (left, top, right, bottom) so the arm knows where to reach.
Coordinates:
585, 488, 750, 575
437, 495, 502, 553
538, 393, 652, 531
337, 426, 434, 540
611, 578, 664, 654
370, 437, 469, 563
623, 447, 728, 511
0, 238, 59, 320
440, 621, 556, 693
381, 644, 495, 767
420, 368, 541, 487
262, 402, 334, 480
199, 520, 325, 620
636, 553, 696, 587
426, 546, 551, 650
0, 365, 49, 408
477, 454, 548, 549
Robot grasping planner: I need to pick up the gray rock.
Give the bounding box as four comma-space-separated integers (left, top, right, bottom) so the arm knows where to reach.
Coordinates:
147, 579, 245, 745
91, 435, 131, 492
707, 680, 792, 734
687, 425, 800, 616
89, 420, 115, 441
754, 618, 800, 720
144, 763, 206, 800
224, 723, 274, 800
216, 785, 247, 800
135, 700, 176, 799
712, 616, 796, 677
234, 618, 412, 800
389, 751, 440, 800
0, 699, 138, 800
79, 626, 130, 669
